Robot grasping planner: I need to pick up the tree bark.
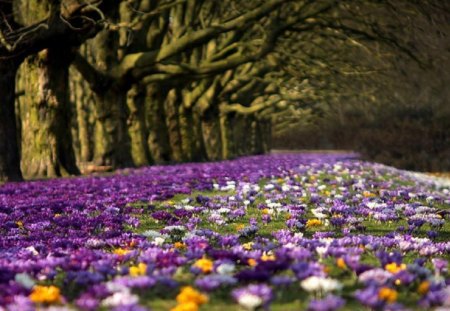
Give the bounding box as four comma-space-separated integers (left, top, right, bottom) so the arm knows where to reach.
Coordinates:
260, 119, 272, 153
92, 86, 133, 167
201, 106, 223, 161
178, 102, 208, 162
17, 49, 80, 178
164, 89, 183, 162
179, 104, 194, 162
219, 111, 237, 160
0, 61, 23, 182
70, 64, 94, 163
127, 85, 152, 166
146, 84, 172, 163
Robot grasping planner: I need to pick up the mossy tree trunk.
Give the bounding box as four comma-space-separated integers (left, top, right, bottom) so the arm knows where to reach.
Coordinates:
260, 119, 272, 153
201, 106, 223, 161
70, 68, 94, 164
146, 84, 172, 163
17, 49, 80, 178
249, 118, 267, 155
236, 116, 252, 156
127, 85, 152, 166
179, 105, 206, 162
219, 111, 237, 160
179, 104, 195, 162
0, 61, 22, 182
164, 89, 183, 162
92, 86, 133, 167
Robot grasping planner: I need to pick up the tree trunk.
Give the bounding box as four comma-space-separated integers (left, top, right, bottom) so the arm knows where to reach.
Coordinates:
250, 118, 265, 155
178, 104, 207, 162
17, 49, 80, 179
146, 84, 172, 163
179, 105, 195, 162
92, 86, 133, 167
260, 119, 272, 153
70, 61, 95, 164
201, 107, 223, 161
192, 110, 208, 162
219, 111, 237, 160
231, 114, 250, 156
0, 61, 23, 182
127, 85, 152, 166
164, 89, 183, 162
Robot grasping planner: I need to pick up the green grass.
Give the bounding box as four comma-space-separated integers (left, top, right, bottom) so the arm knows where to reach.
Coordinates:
124, 173, 449, 311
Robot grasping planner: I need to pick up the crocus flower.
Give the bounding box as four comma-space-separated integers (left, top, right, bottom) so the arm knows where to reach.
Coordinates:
232, 284, 273, 310
308, 294, 345, 311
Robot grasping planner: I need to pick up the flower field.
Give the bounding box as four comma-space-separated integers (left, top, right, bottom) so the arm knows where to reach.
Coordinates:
0, 153, 449, 310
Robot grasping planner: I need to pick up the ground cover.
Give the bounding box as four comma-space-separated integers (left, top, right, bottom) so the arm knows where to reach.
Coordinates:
0, 153, 449, 310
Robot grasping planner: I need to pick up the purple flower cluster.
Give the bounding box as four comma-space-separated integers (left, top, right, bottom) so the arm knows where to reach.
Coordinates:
0, 153, 449, 310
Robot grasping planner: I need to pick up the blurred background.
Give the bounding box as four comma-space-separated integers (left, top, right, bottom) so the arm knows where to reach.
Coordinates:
0, 0, 449, 182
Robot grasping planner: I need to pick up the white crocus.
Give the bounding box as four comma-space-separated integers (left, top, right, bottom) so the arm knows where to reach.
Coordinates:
153, 236, 166, 246
237, 293, 263, 310
264, 184, 275, 191
301, 276, 342, 293
217, 263, 236, 275
101, 291, 139, 307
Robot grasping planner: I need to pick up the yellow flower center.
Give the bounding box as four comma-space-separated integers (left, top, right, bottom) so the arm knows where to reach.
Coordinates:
337, 258, 347, 269
363, 191, 375, 198
306, 219, 322, 228
193, 258, 213, 273
129, 262, 147, 277
236, 224, 246, 231
174, 242, 186, 249
176, 286, 208, 305
417, 281, 430, 295
385, 262, 406, 274
248, 258, 257, 267
170, 302, 199, 311
29, 285, 61, 304
242, 242, 254, 250
261, 253, 276, 261
378, 287, 398, 303
113, 248, 130, 256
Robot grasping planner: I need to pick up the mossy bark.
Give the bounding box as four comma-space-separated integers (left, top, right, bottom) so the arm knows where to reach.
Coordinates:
92, 87, 133, 167
164, 89, 183, 162
0, 62, 22, 182
219, 112, 236, 160
249, 118, 267, 155
179, 105, 207, 162
146, 84, 172, 163
179, 104, 195, 161
260, 120, 272, 153
235, 115, 252, 156
201, 106, 223, 161
127, 85, 152, 166
69, 49, 96, 164
17, 49, 80, 179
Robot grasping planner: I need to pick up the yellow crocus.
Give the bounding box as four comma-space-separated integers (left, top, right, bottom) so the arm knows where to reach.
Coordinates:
378, 287, 398, 303
29, 285, 61, 304
193, 257, 213, 273
176, 286, 208, 305
418, 281, 430, 295
129, 262, 147, 277
170, 302, 199, 311
113, 248, 130, 256
385, 262, 406, 274
306, 219, 322, 228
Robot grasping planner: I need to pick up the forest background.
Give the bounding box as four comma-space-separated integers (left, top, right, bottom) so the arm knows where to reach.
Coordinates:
0, 0, 448, 182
